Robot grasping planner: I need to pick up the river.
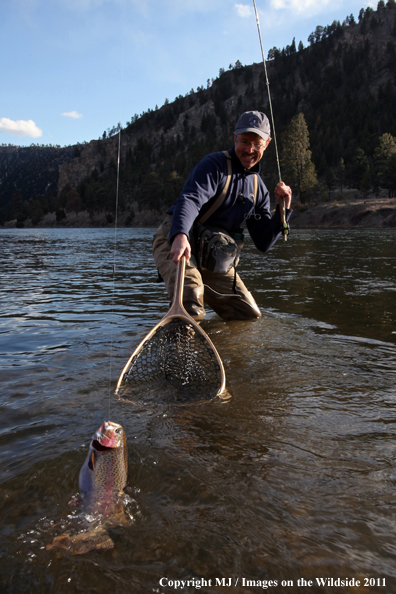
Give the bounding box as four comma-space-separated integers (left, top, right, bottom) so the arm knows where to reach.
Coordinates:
0, 228, 395, 593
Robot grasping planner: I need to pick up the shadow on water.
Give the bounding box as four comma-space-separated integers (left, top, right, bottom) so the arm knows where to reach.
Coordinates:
1, 228, 396, 593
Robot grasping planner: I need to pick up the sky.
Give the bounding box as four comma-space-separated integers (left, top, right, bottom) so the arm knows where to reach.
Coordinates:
1, 0, 377, 148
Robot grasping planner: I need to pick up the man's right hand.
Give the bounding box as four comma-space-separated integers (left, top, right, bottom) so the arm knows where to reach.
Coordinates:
170, 233, 191, 264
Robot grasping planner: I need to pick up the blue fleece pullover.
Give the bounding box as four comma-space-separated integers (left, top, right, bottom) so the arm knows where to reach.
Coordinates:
168, 147, 291, 253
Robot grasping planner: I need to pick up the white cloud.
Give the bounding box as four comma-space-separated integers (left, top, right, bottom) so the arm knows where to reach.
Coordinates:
235, 3, 253, 18
0, 118, 43, 138
61, 111, 83, 119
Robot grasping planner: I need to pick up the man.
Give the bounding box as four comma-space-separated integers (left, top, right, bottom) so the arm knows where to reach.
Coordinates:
152, 110, 292, 321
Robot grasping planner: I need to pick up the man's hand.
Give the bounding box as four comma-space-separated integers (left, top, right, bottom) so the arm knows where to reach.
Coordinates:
274, 181, 292, 210
170, 233, 191, 264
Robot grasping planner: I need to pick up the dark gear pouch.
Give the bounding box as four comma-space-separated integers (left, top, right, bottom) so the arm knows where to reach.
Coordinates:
194, 223, 244, 274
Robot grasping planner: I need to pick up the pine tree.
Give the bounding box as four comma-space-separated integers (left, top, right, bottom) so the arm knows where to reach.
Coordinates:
281, 113, 318, 203
65, 188, 83, 214
360, 166, 372, 197
10, 189, 23, 219
374, 133, 396, 196
337, 157, 346, 195
325, 167, 336, 199
346, 148, 369, 189
137, 172, 163, 209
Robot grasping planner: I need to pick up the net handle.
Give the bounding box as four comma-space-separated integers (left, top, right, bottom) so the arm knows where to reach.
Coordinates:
168, 256, 187, 315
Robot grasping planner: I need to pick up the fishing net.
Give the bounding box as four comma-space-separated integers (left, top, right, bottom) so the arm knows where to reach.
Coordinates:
122, 318, 223, 396
116, 256, 225, 401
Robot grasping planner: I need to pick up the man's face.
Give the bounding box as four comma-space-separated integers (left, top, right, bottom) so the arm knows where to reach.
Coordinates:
234, 132, 271, 170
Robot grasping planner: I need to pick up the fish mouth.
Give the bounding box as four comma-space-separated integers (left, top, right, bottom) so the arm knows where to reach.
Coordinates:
92, 439, 113, 451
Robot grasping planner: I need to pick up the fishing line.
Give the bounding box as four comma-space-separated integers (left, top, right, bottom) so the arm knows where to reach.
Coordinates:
108, 126, 121, 416
108, 0, 127, 416
252, 0, 289, 240
252, 0, 281, 182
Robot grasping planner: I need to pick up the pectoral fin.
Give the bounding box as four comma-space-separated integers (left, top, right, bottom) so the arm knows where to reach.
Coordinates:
88, 451, 95, 471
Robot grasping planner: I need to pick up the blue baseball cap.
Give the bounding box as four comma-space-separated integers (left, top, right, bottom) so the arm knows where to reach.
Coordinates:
235, 111, 271, 141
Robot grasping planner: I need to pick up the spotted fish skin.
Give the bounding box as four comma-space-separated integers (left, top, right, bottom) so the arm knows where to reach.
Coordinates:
47, 421, 129, 555
79, 420, 128, 518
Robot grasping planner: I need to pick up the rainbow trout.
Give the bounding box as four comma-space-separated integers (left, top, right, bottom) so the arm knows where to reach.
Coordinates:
47, 420, 129, 555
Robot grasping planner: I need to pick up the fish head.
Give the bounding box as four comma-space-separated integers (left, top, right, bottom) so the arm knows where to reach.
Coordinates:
92, 421, 126, 451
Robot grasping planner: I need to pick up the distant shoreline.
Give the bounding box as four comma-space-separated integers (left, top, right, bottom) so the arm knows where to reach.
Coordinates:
2, 193, 396, 230
1, 209, 164, 230
290, 194, 396, 229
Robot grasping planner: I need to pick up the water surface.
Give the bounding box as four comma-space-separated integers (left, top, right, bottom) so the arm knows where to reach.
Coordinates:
0, 228, 395, 593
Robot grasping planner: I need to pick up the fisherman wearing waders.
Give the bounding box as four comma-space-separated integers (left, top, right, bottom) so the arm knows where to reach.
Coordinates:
153, 110, 292, 321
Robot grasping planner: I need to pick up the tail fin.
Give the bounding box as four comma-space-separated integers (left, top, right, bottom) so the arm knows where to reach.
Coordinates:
46, 526, 114, 555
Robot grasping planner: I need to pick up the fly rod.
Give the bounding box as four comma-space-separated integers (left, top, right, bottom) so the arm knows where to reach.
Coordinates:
252, 0, 289, 240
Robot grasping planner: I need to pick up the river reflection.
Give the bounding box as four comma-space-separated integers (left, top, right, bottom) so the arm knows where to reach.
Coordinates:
0, 228, 395, 593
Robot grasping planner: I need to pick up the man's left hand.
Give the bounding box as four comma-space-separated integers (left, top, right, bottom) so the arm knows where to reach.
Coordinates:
275, 181, 292, 210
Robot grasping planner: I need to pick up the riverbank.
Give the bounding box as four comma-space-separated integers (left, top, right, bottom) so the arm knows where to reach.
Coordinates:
291, 193, 396, 229
2, 192, 396, 229
1, 209, 164, 229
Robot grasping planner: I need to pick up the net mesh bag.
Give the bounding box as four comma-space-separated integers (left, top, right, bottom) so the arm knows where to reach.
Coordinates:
123, 318, 223, 395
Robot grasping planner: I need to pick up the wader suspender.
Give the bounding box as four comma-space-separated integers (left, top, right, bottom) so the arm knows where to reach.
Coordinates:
196, 151, 258, 293
197, 151, 258, 225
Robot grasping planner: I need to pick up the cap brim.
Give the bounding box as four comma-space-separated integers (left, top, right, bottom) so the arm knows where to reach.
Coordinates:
235, 127, 270, 141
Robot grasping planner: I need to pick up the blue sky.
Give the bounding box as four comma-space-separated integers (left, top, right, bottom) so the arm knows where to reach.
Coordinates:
1, 0, 375, 148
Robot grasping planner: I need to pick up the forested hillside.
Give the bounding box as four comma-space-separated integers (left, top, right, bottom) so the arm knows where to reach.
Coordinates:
1, 1, 396, 226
